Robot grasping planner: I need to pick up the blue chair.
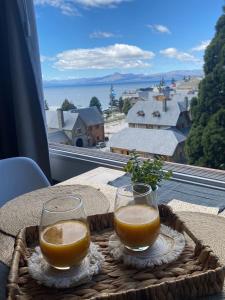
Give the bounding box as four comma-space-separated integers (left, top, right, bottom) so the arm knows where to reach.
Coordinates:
0, 157, 50, 300
0, 157, 50, 208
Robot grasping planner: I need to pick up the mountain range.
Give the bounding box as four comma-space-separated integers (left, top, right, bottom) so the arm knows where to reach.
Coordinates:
43, 70, 203, 88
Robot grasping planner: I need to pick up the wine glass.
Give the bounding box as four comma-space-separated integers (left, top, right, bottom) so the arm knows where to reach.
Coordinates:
39, 195, 90, 270
114, 183, 160, 252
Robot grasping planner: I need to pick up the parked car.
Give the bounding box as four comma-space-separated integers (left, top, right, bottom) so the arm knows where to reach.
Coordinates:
96, 142, 106, 149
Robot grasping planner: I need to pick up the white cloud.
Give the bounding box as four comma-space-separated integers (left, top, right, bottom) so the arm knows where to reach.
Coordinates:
54, 44, 155, 70
148, 24, 171, 34
34, 0, 129, 15
74, 0, 130, 7
34, 0, 80, 16
191, 40, 211, 51
40, 55, 55, 62
90, 31, 117, 38
160, 48, 199, 62
40, 55, 47, 63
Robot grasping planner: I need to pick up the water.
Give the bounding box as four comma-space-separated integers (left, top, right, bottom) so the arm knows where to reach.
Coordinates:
43, 82, 155, 110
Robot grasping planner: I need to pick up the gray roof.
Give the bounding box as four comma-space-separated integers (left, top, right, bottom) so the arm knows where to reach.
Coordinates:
46, 110, 79, 130
73, 107, 104, 126
48, 130, 69, 144
46, 107, 103, 131
127, 98, 188, 127
109, 127, 186, 156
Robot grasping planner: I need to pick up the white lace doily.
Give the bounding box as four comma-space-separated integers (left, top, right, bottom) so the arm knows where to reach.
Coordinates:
28, 243, 104, 288
109, 224, 185, 269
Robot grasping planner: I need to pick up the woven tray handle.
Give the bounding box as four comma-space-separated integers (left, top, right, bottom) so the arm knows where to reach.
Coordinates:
8, 229, 27, 299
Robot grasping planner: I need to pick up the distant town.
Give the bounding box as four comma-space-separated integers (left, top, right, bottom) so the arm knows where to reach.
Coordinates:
45, 76, 201, 164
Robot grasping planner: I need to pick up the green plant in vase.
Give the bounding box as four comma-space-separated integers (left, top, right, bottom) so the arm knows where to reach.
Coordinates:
124, 151, 172, 194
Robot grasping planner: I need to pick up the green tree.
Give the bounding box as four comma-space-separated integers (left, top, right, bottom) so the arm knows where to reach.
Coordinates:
171, 78, 176, 85
202, 109, 225, 169
89, 96, 102, 113
118, 97, 124, 113
61, 99, 76, 111
44, 100, 49, 110
185, 7, 225, 169
122, 98, 132, 115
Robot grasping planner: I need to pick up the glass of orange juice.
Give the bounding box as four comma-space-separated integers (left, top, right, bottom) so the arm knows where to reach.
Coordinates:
114, 183, 160, 252
39, 195, 90, 270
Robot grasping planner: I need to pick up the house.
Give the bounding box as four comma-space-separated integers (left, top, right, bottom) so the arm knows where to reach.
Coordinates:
46, 107, 104, 147
127, 96, 191, 132
109, 91, 192, 162
109, 127, 186, 162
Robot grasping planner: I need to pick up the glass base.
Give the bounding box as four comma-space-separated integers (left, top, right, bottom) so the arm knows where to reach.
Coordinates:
125, 245, 150, 252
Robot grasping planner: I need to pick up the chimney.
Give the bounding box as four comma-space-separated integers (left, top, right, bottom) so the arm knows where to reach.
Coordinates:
57, 108, 64, 129
162, 97, 167, 112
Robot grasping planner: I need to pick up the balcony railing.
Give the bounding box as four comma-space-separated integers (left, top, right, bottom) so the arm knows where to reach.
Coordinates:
49, 142, 225, 191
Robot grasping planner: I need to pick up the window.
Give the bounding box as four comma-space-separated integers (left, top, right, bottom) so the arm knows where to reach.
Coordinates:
35, 1, 225, 172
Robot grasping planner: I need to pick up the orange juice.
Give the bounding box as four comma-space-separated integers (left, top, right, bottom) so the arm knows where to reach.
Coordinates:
114, 205, 160, 248
40, 220, 90, 269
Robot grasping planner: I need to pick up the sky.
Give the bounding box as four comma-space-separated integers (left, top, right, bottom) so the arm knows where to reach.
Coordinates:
34, 0, 225, 80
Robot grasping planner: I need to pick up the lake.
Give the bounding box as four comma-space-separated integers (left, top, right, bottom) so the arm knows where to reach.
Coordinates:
43, 82, 156, 110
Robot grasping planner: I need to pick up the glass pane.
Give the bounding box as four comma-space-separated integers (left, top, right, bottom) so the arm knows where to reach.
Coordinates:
34, 1, 225, 170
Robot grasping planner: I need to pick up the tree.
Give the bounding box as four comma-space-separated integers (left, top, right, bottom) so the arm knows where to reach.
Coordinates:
61, 99, 76, 111
118, 97, 124, 113
160, 77, 165, 86
171, 78, 176, 85
185, 7, 225, 169
44, 100, 49, 110
201, 109, 225, 169
122, 98, 132, 115
89, 96, 102, 113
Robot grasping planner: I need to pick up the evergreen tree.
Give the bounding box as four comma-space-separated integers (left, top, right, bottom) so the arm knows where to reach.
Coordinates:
122, 98, 132, 115
171, 78, 176, 85
185, 7, 225, 169
202, 109, 225, 169
118, 97, 124, 113
61, 99, 76, 111
89, 96, 102, 113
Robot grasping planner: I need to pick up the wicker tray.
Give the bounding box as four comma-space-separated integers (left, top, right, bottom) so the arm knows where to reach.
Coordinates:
7, 205, 225, 300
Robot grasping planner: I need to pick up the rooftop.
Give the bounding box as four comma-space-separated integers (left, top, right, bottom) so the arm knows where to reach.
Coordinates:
72, 107, 104, 126
109, 127, 186, 156
46, 110, 79, 130
46, 107, 103, 130
47, 130, 69, 144
127, 98, 188, 127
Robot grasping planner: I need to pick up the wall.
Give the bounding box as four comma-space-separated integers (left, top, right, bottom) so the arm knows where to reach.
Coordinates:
111, 147, 163, 160
129, 123, 167, 129
64, 130, 72, 141
172, 142, 186, 163
110, 147, 129, 155
176, 112, 191, 130
87, 124, 105, 145
72, 117, 88, 146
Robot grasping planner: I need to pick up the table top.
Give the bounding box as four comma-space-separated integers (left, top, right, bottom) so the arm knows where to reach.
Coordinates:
1, 173, 225, 299
0, 184, 109, 238
177, 212, 225, 300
